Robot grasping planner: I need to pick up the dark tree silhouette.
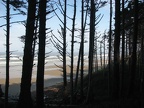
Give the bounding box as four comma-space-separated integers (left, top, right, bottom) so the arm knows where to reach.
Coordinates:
63, 0, 67, 87
103, 34, 106, 70
94, 33, 100, 73
36, 0, 46, 107
108, 0, 112, 97
75, 43, 82, 89
86, 0, 95, 103
100, 41, 103, 70
17, 0, 36, 107
70, 0, 76, 104
80, 0, 84, 98
50, 0, 69, 88
5, 0, 10, 107
113, 0, 121, 99
120, 0, 125, 98
75, 0, 89, 95
128, 0, 138, 98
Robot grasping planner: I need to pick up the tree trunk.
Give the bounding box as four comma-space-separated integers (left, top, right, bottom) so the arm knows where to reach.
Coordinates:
70, 0, 76, 104
100, 42, 103, 70
140, 25, 144, 108
113, 0, 120, 99
103, 36, 106, 70
120, 0, 125, 98
32, 9, 39, 67
63, 0, 67, 87
36, 0, 46, 107
108, 0, 112, 97
17, 0, 36, 108
86, 0, 95, 103
75, 43, 81, 89
95, 37, 98, 72
128, 0, 138, 98
75, 0, 88, 91
80, 0, 84, 98
5, 0, 10, 107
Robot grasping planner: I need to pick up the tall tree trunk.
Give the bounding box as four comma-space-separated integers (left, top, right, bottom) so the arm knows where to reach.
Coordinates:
108, 0, 112, 97
5, 0, 10, 107
17, 0, 36, 107
140, 25, 144, 108
103, 36, 106, 70
86, 0, 95, 103
75, 43, 82, 88
95, 37, 98, 72
63, 0, 67, 87
128, 0, 138, 98
100, 42, 103, 70
120, 0, 125, 98
80, 0, 84, 98
125, 34, 128, 58
32, 8, 39, 67
113, 0, 120, 99
70, 0, 76, 104
75, 0, 88, 89
36, 0, 46, 107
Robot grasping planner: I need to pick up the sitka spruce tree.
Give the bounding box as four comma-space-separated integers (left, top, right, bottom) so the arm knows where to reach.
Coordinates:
17, 0, 36, 108
113, 0, 121, 99
36, 0, 47, 107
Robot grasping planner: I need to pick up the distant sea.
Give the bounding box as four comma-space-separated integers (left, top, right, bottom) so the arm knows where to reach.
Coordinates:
0, 52, 108, 95
0, 52, 89, 79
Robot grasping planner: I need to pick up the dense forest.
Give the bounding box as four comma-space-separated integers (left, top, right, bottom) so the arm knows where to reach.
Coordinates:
0, 0, 144, 108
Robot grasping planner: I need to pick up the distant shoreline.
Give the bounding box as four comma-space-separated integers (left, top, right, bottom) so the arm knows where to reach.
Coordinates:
1, 77, 63, 96
0, 65, 88, 95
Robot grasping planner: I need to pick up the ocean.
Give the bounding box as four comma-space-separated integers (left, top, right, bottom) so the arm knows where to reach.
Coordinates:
0, 52, 89, 79
0, 52, 108, 95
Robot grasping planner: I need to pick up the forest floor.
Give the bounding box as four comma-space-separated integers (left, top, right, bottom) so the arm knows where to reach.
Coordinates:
0, 70, 143, 108
33, 70, 142, 108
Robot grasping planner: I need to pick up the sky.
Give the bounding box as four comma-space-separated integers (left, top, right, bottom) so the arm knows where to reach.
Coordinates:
0, 0, 110, 54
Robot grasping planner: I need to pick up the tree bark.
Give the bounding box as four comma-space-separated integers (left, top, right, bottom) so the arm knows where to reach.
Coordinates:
103, 35, 106, 70
108, 0, 112, 97
86, 0, 95, 103
113, 0, 121, 99
63, 0, 67, 87
100, 42, 103, 70
5, 0, 10, 107
36, 0, 46, 107
80, 0, 84, 98
120, 0, 125, 98
17, 0, 36, 107
75, 43, 81, 88
70, 0, 76, 104
128, 0, 138, 98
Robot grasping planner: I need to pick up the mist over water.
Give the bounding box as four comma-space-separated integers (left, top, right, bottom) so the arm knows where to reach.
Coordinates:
0, 51, 108, 79
0, 52, 108, 96
0, 52, 89, 79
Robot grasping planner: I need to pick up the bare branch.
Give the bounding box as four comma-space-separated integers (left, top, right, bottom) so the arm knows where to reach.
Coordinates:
54, 63, 63, 69
95, 14, 104, 26
0, 20, 25, 27
0, 13, 23, 18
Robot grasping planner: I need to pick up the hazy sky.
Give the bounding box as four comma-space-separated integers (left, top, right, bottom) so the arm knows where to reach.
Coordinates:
0, 0, 110, 54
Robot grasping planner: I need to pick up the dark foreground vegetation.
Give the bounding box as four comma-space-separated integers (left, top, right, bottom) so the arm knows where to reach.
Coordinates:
1, 0, 144, 108
0, 67, 143, 108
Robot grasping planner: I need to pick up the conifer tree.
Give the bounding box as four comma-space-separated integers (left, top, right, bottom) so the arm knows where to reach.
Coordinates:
17, 0, 36, 107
